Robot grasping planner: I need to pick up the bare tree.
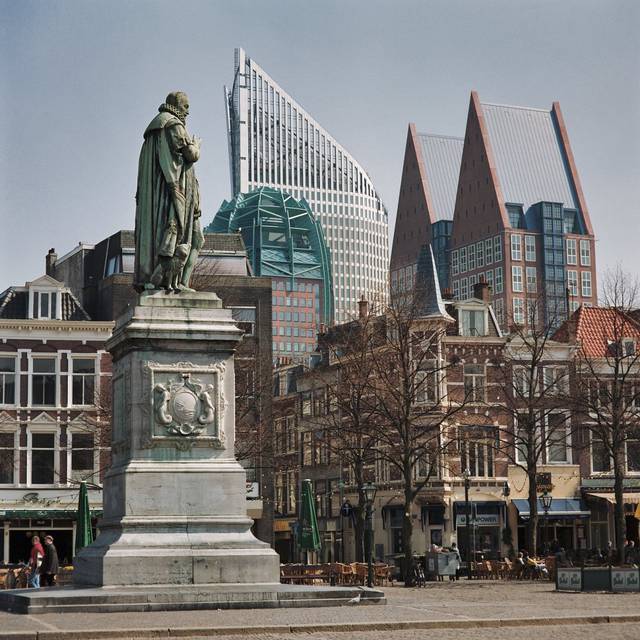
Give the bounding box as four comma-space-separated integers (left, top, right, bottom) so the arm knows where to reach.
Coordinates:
492, 297, 575, 556
571, 268, 640, 562
367, 293, 464, 584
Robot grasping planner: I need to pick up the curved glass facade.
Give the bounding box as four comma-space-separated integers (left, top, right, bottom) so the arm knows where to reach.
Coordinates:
208, 187, 333, 360
225, 48, 389, 323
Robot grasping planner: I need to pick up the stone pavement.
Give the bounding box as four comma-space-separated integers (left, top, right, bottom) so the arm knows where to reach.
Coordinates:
2, 581, 639, 639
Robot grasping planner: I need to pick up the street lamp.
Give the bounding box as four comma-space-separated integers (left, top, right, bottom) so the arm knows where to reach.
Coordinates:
463, 468, 472, 579
363, 482, 377, 588
540, 490, 553, 556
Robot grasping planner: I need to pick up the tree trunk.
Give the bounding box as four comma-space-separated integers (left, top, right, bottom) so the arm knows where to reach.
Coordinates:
402, 482, 414, 586
527, 470, 539, 556
613, 445, 627, 565
354, 503, 366, 562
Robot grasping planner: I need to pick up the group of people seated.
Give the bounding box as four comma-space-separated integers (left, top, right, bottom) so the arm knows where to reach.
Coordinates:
514, 550, 549, 579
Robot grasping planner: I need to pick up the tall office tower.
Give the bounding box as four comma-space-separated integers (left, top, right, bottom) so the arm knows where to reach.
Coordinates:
390, 124, 463, 295
208, 187, 333, 362
225, 48, 389, 323
449, 92, 597, 331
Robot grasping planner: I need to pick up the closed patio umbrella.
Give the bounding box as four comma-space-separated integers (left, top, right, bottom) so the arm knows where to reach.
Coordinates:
75, 481, 94, 554
298, 479, 321, 553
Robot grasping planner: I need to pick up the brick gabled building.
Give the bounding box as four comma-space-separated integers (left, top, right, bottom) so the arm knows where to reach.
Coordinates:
0, 275, 113, 565
449, 92, 597, 331
391, 125, 463, 293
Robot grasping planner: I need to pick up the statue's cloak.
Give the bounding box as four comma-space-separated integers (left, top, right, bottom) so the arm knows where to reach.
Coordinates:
134, 112, 200, 289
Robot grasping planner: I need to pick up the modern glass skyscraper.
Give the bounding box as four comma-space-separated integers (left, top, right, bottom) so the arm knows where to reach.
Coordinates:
225, 48, 389, 323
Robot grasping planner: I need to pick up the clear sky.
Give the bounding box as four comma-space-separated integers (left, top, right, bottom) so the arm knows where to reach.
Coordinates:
1, 0, 638, 293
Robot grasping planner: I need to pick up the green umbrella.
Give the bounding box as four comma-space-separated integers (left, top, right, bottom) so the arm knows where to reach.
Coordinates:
298, 479, 321, 552
75, 481, 94, 554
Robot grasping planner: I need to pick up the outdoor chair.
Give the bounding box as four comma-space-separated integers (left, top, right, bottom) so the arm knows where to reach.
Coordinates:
374, 563, 392, 586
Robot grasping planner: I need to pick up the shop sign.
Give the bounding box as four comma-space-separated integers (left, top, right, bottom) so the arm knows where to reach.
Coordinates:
456, 514, 499, 527
246, 482, 260, 498
557, 568, 582, 591
611, 568, 640, 592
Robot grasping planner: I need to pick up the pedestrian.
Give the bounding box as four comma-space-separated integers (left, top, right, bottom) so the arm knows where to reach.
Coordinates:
625, 541, 636, 565
450, 542, 462, 581
40, 535, 59, 587
27, 535, 44, 588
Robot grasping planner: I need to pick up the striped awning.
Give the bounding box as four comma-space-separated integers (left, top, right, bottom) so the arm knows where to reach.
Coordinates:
585, 492, 640, 505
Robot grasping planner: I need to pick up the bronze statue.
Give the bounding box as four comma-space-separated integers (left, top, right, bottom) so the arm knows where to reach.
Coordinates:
134, 91, 204, 292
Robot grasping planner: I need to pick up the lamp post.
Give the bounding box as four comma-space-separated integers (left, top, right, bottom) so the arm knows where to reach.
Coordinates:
363, 482, 377, 588
540, 490, 553, 556
463, 468, 472, 579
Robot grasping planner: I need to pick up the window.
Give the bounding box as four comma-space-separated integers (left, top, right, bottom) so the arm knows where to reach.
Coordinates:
461, 437, 494, 478
580, 240, 591, 266
526, 299, 537, 326
581, 271, 592, 297
526, 266, 537, 293
546, 413, 570, 463
0, 356, 16, 405
512, 298, 524, 325
567, 270, 578, 296
31, 358, 57, 406
71, 358, 95, 406
623, 339, 636, 357
494, 236, 503, 261
515, 414, 540, 464
460, 247, 468, 273
301, 392, 312, 416
69, 432, 94, 482
468, 244, 476, 270
485, 238, 493, 265
452, 280, 460, 299
460, 309, 486, 336
627, 430, 640, 472
30, 431, 57, 485
511, 234, 522, 261
460, 278, 469, 299
485, 270, 494, 291
451, 250, 459, 276
513, 365, 533, 397
0, 431, 16, 484
511, 266, 523, 292
525, 236, 536, 262
566, 239, 577, 265
463, 364, 485, 402
31, 291, 58, 320
476, 241, 484, 267
494, 267, 503, 294
543, 366, 568, 395
415, 360, 438, 404
494, 297, 504, 328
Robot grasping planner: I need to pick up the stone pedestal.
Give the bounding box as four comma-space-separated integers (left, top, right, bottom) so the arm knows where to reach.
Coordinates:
73, 291, 280, 587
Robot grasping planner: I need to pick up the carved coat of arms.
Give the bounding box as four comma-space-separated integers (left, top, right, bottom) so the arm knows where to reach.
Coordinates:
153, 372, 216, 436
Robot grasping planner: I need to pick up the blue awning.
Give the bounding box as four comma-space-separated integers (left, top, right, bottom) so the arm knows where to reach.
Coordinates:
512, 498, 590, 519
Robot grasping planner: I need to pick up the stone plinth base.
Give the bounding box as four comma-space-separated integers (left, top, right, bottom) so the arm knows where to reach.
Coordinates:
0, 584, 385, 614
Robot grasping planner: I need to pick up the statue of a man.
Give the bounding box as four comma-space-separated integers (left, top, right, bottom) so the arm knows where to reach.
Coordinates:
134, 91, 204, 292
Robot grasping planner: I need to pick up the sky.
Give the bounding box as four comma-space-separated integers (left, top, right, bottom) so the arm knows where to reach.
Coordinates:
1, 0, 638, 294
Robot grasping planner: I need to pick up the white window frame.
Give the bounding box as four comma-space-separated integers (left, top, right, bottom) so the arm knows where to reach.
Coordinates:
67, 428, 99, 485
28, 353, 60, 408
512, 266, 523, 293
0, 427, 19, 486
581, 271, 592, 297
460, 277, 469, 299
494, 235, 503, 261
512, 365, 531, 397
476, 241, 484, 268
567, 270, 578, 297
510, 234, 522, 261
485, 238, 493, 265
452, 279, 460, 299
460, 247, 468, 273
27, 425, 60, 487
468, 244, 476, 270
590, 432, 612, 475
513, 298, 524, 325
580, 240, 591, 266
525, 235, 536, 262
414, 360, 439, 405
451, 250, 459, 276
28, 289, 62, 320
459, 306, 488, 337
0, 353, 19, 407
566, 238, 577, 265
495, 267, 503, 294
526, 266, 537, 294
68, 355, 98, 408
543, 366, 568, 396
545, 412, 571, 464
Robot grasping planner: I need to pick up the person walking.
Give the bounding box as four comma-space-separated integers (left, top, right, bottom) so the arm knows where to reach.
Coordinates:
27, 535, 44, 588
40, 535, 59, 587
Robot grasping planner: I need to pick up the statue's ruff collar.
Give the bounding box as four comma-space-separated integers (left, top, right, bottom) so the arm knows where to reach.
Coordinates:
158, 103, 186, 123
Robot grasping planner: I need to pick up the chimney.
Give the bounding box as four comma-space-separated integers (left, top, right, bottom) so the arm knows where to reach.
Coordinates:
45, 248, 57, 277
473, 275, 491, 303
358, 296, 369, 320
442, 287, 454, 301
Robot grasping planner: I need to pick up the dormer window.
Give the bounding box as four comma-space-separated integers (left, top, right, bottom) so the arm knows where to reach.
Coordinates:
623, 339, 636, 357
460, 308, 486, 336
31, 290, 59, 319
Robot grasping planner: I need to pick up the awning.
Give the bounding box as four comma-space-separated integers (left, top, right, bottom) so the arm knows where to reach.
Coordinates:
512, 498, 590, 519
585, 492, 640, 505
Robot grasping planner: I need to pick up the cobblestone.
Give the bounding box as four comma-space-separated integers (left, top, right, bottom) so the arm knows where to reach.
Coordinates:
1, 582, 639, 637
